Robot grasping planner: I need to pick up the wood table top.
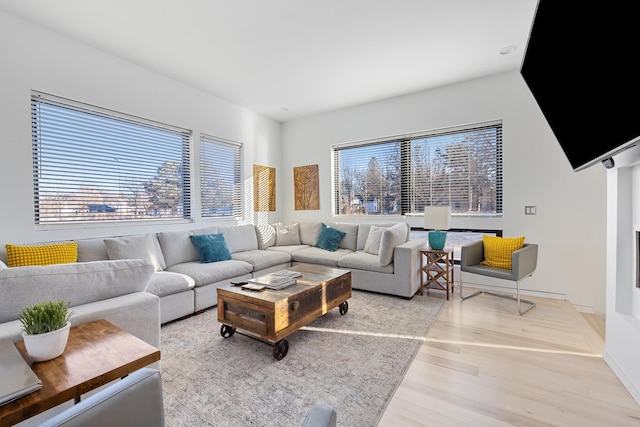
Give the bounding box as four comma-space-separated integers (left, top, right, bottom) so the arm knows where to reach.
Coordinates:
0, 319, 160, 427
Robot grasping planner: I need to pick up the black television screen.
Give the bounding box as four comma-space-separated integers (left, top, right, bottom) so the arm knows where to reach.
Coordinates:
520, 1, 640, 171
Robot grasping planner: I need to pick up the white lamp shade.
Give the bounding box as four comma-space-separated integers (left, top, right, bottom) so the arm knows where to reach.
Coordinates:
424, 206, 451, 230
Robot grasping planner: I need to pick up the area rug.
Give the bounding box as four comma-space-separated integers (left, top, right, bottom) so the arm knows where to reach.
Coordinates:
160, 290, 444, 427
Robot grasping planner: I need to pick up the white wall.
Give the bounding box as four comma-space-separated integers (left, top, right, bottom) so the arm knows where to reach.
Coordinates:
282, 71, 607, 314
0, 11, 282, 243
604, 144, 640, 405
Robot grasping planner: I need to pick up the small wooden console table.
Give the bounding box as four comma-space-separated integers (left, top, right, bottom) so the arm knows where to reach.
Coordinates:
0, 319, 160, 427
420, 248, 454, 300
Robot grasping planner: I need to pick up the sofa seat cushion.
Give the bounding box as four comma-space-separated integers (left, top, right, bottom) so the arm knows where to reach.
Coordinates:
146, 271, 195, 298
0, 259, 154, 323
291, 247, 353, 267
266, 245, 310, 255
231, 250, 291, 271
338, 251, 394, 274
166, 260, 253, 287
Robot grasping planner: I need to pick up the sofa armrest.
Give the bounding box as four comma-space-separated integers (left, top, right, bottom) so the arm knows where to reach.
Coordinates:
39, 368, 164, 427
300, 404, 337, 427
393, 239, 427, 296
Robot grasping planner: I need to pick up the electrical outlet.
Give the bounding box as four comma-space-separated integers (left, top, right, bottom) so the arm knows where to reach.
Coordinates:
525, 206, 536, 215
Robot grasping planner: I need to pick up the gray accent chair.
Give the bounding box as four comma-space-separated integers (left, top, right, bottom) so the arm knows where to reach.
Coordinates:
460, 240, 538, 315
301, 403, 337, 427
39, 368, 164, 427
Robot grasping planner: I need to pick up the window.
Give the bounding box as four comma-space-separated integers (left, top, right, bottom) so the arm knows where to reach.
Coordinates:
332, 121, 502, 216
31, 91, 191, 225
200, 134, 243, 218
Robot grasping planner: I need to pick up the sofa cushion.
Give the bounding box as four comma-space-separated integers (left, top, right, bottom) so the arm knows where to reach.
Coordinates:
291, 247, 352, 267
326, 222, 358, 251
190, 234, 232, 263
231, 249, 291, 271
0, 259, 154, 323
5, 242, 78, 267
104, 234, 166, 272
157, 230, 200, 268
145, 271, 195, 298
166, 260, 253, 287
315, 223, 346, 252
363, 225, 385, 255
220, 225, 259, 253
255, 224, 276, 249
481, 235, 525, 269
338, 251, 394, 273
75, 238, 109, 262
275, 223, 301, 245
378, 223, 408, 266
298, 222, 322, 246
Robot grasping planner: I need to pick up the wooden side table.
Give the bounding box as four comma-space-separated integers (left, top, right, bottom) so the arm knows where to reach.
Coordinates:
420, 248, 454, 300
0, 319, 160, 427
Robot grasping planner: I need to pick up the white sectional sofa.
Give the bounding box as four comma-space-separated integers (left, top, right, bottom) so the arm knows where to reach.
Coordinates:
0, 221, 426, 326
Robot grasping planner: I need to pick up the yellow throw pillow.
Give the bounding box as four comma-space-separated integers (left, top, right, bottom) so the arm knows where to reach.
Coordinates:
5, 242, 78, 267
480, 235, 525, 270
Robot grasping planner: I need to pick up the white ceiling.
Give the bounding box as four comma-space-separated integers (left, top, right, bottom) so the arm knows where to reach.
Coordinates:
0, 0, 538, 122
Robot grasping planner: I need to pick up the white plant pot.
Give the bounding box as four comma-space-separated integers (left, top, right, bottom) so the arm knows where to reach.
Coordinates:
22, 322, 71, 362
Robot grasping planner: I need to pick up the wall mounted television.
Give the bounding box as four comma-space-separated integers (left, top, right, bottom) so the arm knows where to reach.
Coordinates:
520, 1, 640, 171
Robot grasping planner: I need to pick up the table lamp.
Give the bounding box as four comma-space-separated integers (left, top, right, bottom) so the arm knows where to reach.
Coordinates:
424, 206, 451, 250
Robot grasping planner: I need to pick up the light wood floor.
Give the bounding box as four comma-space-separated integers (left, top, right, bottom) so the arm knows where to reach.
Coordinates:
377, 287, 640, 426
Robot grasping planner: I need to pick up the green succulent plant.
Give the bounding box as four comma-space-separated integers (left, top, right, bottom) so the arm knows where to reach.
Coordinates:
18, 300, 72, 335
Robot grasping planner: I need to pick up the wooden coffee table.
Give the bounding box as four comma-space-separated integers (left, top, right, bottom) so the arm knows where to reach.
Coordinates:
0, 319, 160, 427
217, 264, 351, 360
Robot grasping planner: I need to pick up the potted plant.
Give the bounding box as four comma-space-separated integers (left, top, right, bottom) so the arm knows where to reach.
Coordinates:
18, 300, 72, 362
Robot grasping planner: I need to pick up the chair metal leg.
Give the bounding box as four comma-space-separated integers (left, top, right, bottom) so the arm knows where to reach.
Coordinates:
460, 272, 536, 315
459, 270, 482, 300
481, 278, 536, 315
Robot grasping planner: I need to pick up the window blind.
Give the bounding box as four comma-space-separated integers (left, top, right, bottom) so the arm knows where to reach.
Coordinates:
332, 121, 502, 216
31, 91, 192, 224
200, 134, 243, 218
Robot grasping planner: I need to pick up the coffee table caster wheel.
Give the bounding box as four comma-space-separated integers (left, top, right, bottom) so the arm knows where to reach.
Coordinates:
220, 324, 235, 338
339, 301, 348, 315
273, 339, 289, 360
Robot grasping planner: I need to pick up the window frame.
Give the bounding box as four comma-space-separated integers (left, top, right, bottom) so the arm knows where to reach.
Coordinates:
199, 133, 244, 220
31, 91, 192, 227
331, 120, 503, 217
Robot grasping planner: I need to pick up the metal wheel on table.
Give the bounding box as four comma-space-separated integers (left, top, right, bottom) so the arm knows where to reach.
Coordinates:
339, 301, 349, 315
220, 324, 235, 338
273, 339, 289, 360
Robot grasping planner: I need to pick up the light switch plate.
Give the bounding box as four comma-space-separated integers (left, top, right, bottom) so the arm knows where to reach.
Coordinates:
525, 206, 536, 215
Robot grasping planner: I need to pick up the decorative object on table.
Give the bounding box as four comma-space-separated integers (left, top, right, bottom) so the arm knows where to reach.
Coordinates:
423, 206, 451, 250
294, 164, 320, 210
253, 164, 276, 212
18, 300, 72, 362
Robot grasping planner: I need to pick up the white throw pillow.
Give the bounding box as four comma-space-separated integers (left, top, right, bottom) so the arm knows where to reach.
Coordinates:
363, 225, 385, 255
0, 260, 7, 270
378, 223, 408, 265
275, 223, 301, 246
104, 234, 164, 272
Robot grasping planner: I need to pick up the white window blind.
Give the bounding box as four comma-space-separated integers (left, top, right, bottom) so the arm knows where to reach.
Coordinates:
333, 121, 502, 216
200, 134, 243, 218
31, 91, 192, 224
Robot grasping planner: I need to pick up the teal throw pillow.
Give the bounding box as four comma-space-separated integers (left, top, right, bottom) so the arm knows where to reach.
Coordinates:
190, 233, 232, 263
315, 223, 346, 252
